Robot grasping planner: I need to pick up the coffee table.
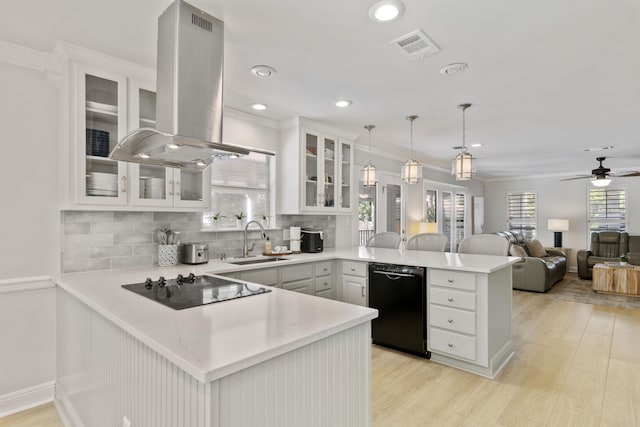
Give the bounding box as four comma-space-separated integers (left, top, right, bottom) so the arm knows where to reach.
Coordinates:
592, 263, 640, 295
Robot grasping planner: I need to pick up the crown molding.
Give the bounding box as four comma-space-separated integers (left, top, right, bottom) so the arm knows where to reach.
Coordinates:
223, 106, 280, 129
0, 40, 63, 87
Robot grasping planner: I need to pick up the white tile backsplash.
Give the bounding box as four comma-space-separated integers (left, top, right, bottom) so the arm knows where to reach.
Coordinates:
61, 211, 336, 272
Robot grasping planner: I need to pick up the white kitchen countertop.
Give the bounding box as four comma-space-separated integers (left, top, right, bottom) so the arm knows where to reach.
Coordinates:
53, 246, 518, 384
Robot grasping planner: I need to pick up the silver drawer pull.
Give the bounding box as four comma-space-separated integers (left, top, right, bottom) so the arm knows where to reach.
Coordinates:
448, 279, 454, 283
447, 297, 453, 302
448, 343, 454, 347
448, 318, 453, 323
350, 267, 356, 272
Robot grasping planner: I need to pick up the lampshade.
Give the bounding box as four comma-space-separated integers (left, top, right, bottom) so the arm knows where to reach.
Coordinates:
547, 219, 569, 231
361, 163, 377, 187
401, 115, 421, 184
452, 103, 475, 181
401, 159, 422, 184
454, 151, 474, 181
361, 124, 377, 187
591, 178, 611, 187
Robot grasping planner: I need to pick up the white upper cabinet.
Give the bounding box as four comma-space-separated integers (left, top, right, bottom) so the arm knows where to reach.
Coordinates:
279, 119, 356, 214
62, 45, 209, 211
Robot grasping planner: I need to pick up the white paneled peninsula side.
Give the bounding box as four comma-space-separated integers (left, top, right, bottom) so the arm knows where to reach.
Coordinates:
53, 247, 517, 426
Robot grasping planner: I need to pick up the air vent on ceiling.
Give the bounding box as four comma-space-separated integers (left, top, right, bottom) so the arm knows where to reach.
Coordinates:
192, 13, 213, 32
391, 29, 440, 61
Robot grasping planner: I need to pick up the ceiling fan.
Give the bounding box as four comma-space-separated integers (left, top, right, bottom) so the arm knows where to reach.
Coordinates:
561, 157, 640, 185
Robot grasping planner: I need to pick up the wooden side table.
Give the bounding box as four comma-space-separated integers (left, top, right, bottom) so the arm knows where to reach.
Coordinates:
592, 263, 640, 295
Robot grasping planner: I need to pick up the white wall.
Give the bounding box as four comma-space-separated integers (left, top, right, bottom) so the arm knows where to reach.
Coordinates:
0, 61, 60, 410
485, 175, 640, 269
0, 62, 60, 278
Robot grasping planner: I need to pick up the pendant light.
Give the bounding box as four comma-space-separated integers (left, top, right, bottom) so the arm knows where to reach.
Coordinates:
452, 103, 474, 181
361, 125, 377, 187
401, 115, 422, 184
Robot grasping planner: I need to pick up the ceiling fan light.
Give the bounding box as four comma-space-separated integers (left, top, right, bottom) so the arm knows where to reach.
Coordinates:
591, 178, 611, 187
453, 151, 474, 181
401, 159, 422, 184
362, 163, 377, 187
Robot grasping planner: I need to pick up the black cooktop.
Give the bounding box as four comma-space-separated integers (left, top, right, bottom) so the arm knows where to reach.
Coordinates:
122, 273, 271, 310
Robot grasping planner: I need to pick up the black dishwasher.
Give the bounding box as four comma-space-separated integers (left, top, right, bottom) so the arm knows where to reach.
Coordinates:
368, 263, 429, 358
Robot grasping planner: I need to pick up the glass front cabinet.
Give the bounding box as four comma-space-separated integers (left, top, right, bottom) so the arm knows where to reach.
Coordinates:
70, 62, 209, 209
301, 129, 353, 213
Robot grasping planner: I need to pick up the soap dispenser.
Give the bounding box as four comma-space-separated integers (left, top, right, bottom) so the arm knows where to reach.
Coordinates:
264, 236, 272, 254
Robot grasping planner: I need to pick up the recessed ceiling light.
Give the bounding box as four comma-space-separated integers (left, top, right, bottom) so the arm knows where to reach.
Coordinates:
471, 143, 483, 148
167, 143, 179, 150
251, 103, 267, 111
138, 153, 150, 159
369, 0, 405, 22
440, 63, 469, 75
335, 99, 353, 108
250, 65, 277, 78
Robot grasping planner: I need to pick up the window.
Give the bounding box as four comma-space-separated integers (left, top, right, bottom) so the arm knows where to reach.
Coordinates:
202, 152, 274, 228
358, 181, 376, 246
588, 187, 626, 232
507, 191, 537, 240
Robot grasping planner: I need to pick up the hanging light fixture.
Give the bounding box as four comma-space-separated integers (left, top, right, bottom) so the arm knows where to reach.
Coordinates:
452, 103, 474, 181
361, 125, 377, 187
401, 115, 421, 184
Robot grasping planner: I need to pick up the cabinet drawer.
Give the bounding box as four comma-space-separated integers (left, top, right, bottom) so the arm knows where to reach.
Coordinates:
315, 276, 333, 292
282, 278, 313, 293
430, 288, 476, 311
281, 264, 313, 283
315, 261, 333, 277
430, 305, 476, 335
430, 328, 476, 361
342, 261, 366, 277
316, 288, 333, 299
240, 268, 278, 286
430, 269, 476, 291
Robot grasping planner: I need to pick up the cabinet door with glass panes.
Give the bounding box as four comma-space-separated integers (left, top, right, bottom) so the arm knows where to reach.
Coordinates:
302, 129, 339, 212
337, 139, 354, 212
75, 64, 128, 205
128, 79, 209, 208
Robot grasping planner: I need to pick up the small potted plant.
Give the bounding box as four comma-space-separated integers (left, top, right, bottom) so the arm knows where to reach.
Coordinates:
233, 211, 246, 228
620, 254, 629, 266
211, 212, 225, 229
260, 213, 269, 228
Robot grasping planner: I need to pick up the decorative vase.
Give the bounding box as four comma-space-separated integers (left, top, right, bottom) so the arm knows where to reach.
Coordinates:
158, 244, 178, 266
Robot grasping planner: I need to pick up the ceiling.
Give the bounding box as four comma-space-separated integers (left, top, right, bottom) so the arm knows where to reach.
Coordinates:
2, 0, 640, 179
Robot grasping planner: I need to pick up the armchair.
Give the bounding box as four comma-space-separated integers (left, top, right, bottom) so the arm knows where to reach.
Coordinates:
577, 231, 629, 279
496, 231, 567, 292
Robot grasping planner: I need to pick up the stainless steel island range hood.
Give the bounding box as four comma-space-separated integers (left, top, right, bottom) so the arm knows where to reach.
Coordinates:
110, 0, 249, 170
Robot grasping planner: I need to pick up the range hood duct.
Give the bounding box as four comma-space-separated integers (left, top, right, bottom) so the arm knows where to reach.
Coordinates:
110, 0, 249, 170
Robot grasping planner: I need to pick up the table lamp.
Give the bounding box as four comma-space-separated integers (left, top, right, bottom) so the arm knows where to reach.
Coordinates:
547, 219, 569, 248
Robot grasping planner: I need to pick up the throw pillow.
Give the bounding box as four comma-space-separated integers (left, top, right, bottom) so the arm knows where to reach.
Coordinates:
525, 239, 548, 258
510, 244, 528, 258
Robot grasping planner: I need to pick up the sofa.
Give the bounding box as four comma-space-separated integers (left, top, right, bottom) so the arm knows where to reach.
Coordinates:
577, 231, 629, 280
496, 231, 567, 292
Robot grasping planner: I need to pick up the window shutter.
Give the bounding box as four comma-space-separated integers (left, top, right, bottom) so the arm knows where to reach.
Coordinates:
507, 191, 537, 239
588, 188, 626, 232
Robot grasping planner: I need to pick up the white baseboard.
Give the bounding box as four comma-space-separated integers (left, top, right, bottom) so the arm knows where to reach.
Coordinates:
0, 380, 55, 418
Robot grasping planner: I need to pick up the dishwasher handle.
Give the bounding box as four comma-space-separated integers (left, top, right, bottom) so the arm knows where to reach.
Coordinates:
371, 270, 418, 280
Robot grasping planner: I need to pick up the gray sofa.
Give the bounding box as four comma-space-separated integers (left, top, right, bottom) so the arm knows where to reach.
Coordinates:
577, 231, 629, 280
496, 231, 567, 292
628, 235, 640, 266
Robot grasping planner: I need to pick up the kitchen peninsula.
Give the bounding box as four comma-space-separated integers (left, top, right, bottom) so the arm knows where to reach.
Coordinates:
53, 247, 518, 427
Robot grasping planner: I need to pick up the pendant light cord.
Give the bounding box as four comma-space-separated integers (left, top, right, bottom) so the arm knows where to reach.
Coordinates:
406, 115, 418, 158
364, 124, 375, 163
457, 103, 471, 152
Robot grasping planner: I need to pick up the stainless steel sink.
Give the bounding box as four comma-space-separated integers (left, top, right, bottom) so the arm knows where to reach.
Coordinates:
226, 257, 288, 265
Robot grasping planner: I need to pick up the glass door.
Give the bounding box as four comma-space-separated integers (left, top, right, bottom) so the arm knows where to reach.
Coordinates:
338, 140, 353, 211
323, 136, 336, 209
303, 130, 320, 209
128, 82, 173, 207
78, 65, 127, 205
376, 174, 404, 241
442, 191, 452, 251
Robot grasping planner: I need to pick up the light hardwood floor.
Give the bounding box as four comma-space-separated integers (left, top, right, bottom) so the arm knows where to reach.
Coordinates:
3, 282, 640, 427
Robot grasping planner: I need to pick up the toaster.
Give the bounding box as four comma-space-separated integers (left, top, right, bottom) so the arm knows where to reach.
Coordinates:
300, 229, 324, 253
181, 243, 209, 264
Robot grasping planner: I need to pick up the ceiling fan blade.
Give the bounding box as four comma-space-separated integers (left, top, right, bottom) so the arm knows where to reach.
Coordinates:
559, 175, 592, 181
610, 171, 640, 177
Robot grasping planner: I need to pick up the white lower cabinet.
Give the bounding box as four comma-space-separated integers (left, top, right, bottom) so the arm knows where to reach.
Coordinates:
427, 267, 514, 379
340, 261, 367, 306
221, 261, 335, 298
